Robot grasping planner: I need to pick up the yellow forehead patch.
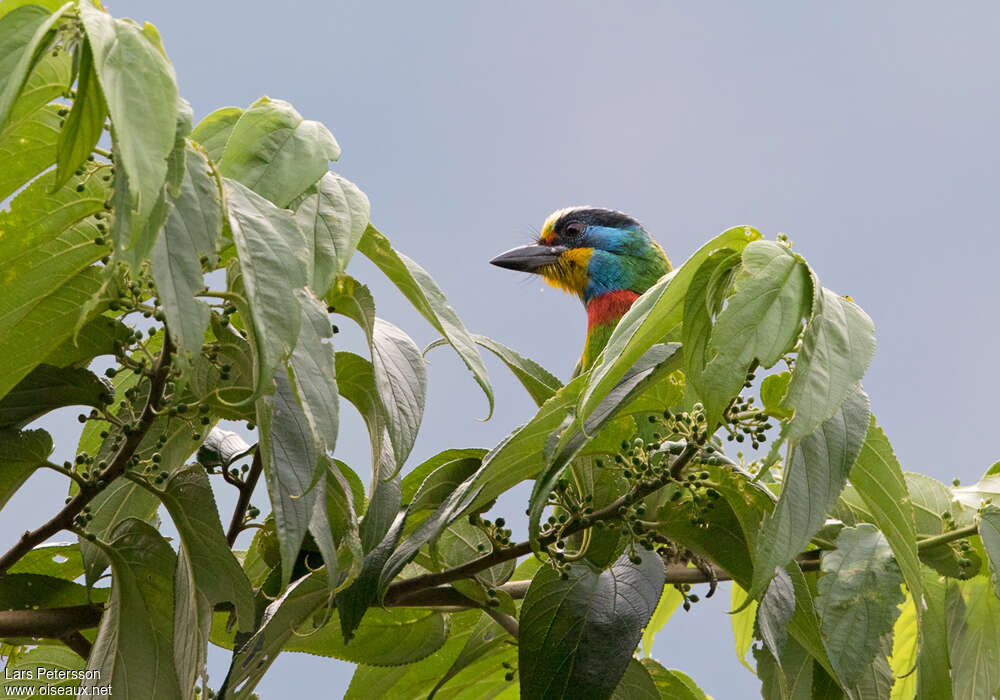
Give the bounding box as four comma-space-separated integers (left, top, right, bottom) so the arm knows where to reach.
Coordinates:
540, 207, 578, 239
542, 247, 592, 297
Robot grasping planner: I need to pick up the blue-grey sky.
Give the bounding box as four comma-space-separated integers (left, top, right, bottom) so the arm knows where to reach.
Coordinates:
5, 1, 1000, 697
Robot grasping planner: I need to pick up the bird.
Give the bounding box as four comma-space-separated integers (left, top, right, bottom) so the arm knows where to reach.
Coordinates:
490, 207, 672, 375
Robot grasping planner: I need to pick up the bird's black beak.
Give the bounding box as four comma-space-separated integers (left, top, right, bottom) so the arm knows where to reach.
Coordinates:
490, 244, 567, 273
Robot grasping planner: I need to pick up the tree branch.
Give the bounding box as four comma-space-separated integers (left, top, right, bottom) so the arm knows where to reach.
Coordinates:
59, 630, 94, 660
484, 607, 519, 639
226, 450, 263, 546
6, 554, 818, 643
384, 444, 700, 605
0, 334, 174, 576
0, 605, 104, 638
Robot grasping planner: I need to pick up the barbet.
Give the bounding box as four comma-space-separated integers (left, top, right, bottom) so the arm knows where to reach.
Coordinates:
491, 207, 672, 375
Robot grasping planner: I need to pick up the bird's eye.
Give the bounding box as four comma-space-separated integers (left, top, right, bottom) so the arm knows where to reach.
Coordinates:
564, 222, 586, 238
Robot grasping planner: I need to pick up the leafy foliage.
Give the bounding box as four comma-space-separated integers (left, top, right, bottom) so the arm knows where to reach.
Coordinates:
1, 4, 998, 700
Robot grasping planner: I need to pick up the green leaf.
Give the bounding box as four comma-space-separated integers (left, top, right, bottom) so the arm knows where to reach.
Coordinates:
41, 315, 131, 368
140, 465, 255, 633
225, 177, 308, 395
0, 6, 52, 97
375, 477, 478, 599
308, 460, 364, 591
888, 589, 918, 700
78, 479, 157, 586
0, 572, 106, 610
218, 96, 340, 208
653, 481, 755, 585
681, 247, 741, 411
953, 474, 1000, 509
759, 567, 796, 662
427, 333, 563, 407
372, 317, 427, 476
610, 658, 660, 700
0, 271, 114, 381
697, 241, 811, 427
700, 462, 777, 559
917, 567, 952, 700
218, 571, 330, 699
0, 364, 111, 429
83, 518, 181, 699
257, 367, 321, 587
8, 541, 83, 580
640, 658, 711, 700
947, 577, 1000, 700
150, 144, 222, 372
0, 647, 85, 695
908, 473, 980, 579
847, 419, 940, 696
53, 38, 106, 190
326, 274, 376, 342
518, 551, 665, 700
189, 316, 256, 419
642, 582, 684, 657
0, 102, 60, 201
528, 344, 682, 546
849, 652, 894, 700
173, 547, 212, 700
731, 581, 759, 673
780, 287, 875, 442
400, 450, 485, 540
78, 359, 203, 584
358, 224, 493, 418
761, 371, 793, 419
428, 613, 509, 699
401, 448, 487, 510
292, 171, 370, 295
417, 377, 566, 517
978, 505, 1000, 596
784, 562, 838, 682
578, 225, 761, 423
907, 472, 972, 535
335, 458, 367, 515
338, 498, 405, 640
749, 387, 870, 598
335, 351, 388, 475
816, 524, 904, 688
344, 609, 513, 699
0, 164, 113, 399
190, 105, 242, 161
0, 428, 49, 508
755, 636, 815, 700
0, 2, 71, 129
432, 519, 514, 587
80, 5, 177, 268
287, 288, 340, 456
0, 162, 110, 308
283, 605, 448, 665
6, 24, 69, 125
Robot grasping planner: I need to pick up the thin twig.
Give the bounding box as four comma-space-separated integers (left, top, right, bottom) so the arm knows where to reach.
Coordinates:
384, 444, 700, 605
916, 523, 979, 551
41, 461, 87, 487
0, 334, 174, 576
226, 450, 262, 547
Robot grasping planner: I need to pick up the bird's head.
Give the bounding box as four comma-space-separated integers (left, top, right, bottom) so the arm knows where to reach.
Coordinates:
491, 207, 673, 373
490, 206, 671, 304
